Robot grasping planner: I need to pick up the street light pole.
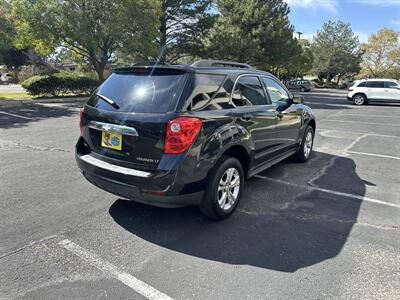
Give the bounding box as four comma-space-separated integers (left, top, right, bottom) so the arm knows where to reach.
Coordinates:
295, 31, 303, 40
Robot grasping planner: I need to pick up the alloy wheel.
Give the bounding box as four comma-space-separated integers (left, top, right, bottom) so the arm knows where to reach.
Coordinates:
354, 95, 365, 105
217, 167, 240, 211
304, 131, 313, 158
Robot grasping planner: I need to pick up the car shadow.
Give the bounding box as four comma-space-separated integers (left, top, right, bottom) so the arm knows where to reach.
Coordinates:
0, 103, 83, 129
109, 152, 366, 272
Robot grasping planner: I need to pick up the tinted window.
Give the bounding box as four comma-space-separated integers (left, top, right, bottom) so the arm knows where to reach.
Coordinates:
87, 72, 186, 113
386, 81, 399, 88
232, 76, 267, 106
367, 81, 385, 88
184, 74, 227, 111
203, 77, 235, 110
357, 81, 367, 87
262, 77, 290, 104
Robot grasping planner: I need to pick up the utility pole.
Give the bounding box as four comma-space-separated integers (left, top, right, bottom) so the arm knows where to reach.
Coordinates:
295, 31, 303, 40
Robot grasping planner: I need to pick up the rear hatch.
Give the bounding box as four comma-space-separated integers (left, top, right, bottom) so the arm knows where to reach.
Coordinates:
81, 67, 188, 171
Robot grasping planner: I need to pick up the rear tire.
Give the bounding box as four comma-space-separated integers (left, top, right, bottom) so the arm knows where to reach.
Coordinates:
352, 94, 367, 105
300, 87, 306, 92
199, 156, 244, 220
293, 126, 314, 163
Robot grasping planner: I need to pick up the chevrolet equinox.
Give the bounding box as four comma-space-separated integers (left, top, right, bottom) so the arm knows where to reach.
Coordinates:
76, 60, 316, 219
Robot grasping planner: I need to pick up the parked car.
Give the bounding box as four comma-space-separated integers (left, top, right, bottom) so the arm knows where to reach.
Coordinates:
76, 60, 316, 219
0, 73, 13, 83
347, 79, 400, 105
285, 79, 314, 92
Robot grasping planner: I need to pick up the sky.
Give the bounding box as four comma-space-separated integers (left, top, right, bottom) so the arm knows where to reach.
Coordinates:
285, 0, 400, 43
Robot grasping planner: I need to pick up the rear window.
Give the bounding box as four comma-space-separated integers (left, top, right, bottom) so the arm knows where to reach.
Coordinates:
87, 71, 186, 113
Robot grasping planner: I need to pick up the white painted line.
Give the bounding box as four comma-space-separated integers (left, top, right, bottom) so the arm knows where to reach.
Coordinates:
59, 239, 173, 300
36, 103, 81, 111
0, 111, 35, 120
317, 129, 400, 139
306, 102, 352, 107
347, 151, 400, 161
323, 119, 400, 126
338, 113, 400, 118
255, 175, 400, 209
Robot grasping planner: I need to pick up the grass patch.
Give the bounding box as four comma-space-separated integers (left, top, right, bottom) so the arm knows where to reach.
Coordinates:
0, 91, 32, 100
0, 91, 89, 100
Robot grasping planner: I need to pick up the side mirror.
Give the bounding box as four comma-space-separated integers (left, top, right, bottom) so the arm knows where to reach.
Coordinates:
292, 95, 304, 104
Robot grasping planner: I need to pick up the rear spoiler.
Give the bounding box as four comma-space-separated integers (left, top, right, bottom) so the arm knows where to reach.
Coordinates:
113, 65, 188, 75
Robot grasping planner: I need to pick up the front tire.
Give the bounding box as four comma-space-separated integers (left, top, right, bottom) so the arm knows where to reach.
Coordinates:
199, 156, 244, 220
300, 87, 306, 92
293, 126, 314, 163
353, 94, 367, 105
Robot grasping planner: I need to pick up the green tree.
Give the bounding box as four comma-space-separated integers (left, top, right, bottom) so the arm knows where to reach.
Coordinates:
205, 0, 299, 73
359, 28, 400, 78
0, 0, 29, 68
281, 39, 313, 79
312, 21, 362, 82
12, 0, 159, 80
156, 0, 216, 63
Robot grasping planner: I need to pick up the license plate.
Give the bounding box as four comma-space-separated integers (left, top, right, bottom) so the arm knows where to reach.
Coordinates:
101, 131, 122, 150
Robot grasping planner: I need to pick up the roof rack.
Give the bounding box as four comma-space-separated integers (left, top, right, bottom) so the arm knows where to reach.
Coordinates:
191, 60, 252, 69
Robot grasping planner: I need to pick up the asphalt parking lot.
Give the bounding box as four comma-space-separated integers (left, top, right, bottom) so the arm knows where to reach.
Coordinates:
1, 90, 399, 299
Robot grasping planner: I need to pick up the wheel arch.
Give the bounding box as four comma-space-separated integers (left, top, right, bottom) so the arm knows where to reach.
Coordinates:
307, 118, 316, 133
221, 145, 251, 178
352, 92, 368, 100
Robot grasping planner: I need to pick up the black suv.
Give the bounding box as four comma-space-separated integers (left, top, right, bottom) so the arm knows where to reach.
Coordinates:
76, 60, 316, 219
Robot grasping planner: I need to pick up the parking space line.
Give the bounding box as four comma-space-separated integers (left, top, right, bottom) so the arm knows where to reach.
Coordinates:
255, 175, 400, 209
322, 119, 400, 126
306, 102, 352, 108
35, 103, 81, 111
317, 129, 400, 139
337, 113, 400, 118
347, 151, 400, 161
0, 111, 35, 120
58, 239, 173, 300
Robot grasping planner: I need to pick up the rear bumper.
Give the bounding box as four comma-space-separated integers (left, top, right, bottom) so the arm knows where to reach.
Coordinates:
76, 138, 204, 207
347, 96, 352, 101
81, 169, 203, 207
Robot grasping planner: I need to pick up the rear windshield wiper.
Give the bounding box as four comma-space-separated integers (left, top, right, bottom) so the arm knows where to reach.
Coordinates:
96, 93, 120, 110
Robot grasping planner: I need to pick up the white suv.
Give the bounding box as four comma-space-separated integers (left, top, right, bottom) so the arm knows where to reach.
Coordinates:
347, 79, 400, 105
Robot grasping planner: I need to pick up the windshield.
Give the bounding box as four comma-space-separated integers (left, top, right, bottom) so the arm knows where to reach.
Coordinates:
87, 72, 186, 113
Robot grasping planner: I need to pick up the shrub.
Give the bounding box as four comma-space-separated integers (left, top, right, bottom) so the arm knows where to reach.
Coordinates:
22, 73, 99, 97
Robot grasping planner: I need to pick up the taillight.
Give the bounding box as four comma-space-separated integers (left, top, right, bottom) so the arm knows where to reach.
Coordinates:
79, 108, 83, 135
164, 117, 202, 154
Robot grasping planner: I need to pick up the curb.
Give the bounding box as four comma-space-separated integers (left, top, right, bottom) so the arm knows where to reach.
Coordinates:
0, 97, 87, 107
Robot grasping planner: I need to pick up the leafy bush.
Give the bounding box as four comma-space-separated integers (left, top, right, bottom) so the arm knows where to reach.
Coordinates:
22, 72, 99, 97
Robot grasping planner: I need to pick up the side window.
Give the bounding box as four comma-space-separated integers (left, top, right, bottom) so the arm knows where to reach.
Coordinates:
232, 76, 267, 106
357, 81, 367, 87
262, 77, 290, 104
367, 81, 384, 88
202, 77, 235, 110
185, 74, 226, 111
385, 81, 398, 89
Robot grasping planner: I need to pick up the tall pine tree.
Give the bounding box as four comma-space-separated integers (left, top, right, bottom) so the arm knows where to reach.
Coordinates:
206, 0, 300, 73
